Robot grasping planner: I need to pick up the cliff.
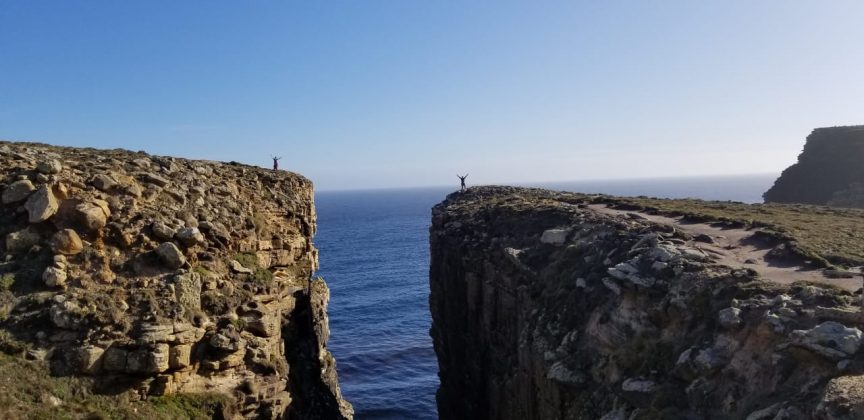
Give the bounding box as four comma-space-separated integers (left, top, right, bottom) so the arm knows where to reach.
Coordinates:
431, 186, 864, 419
765, 125, 864, 206
0, 141, 352, 419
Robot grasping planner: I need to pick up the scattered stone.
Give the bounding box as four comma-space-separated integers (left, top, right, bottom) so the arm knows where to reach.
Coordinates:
791, 321, 863, 359
142, 173, 170, 187
36, 159, 62, 175
74, 202, 109, 231
2, 179, 36, 204
49, 229, 83, 255
694, 234, 715, 244
718, 307, 742, 328
90, 174, 118, 191
816, 375, 864, 419
5, 227, 41, 252
230, 259, 254, 274
175, 227, 205, 247
24, 185, 59, 223
151, 222, 176, 241
42, 266, 67, 288
155, 242, 186, 269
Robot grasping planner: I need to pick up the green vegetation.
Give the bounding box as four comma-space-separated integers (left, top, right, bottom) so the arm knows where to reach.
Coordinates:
229, 317, 247, 331
596, 196, 864, 267
252, 268, 274, 285
0, 273, 16, 291
0, 352, 231, 419
233, 253, 258, 270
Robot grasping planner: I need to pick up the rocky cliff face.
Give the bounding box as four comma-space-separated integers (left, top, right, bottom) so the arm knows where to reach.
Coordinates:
431, 186, 864, 419
0, 141, 352, 419
765, 125, 864, 206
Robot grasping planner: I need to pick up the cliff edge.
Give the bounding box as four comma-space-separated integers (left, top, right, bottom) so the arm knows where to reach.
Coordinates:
765, 125, 864, 206
431, 186, 864, 419
0, 141, 352, 419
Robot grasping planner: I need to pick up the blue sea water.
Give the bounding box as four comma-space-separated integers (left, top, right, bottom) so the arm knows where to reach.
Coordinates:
314, 174, 777, 419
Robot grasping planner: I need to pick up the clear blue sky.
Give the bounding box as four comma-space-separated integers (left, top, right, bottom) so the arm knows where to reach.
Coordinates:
2, 1, 863, 190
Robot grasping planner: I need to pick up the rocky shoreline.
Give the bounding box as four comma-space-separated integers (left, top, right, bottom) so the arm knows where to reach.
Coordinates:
0, 141, 352, 419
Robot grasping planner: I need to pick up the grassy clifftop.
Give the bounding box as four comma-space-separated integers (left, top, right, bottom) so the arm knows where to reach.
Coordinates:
593, 195, 864, 267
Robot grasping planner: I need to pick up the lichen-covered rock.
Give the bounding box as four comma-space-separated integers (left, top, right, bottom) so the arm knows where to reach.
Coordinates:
0, 141, 351, 419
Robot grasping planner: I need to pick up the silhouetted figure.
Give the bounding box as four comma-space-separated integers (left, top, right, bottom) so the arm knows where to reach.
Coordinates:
272, 156, 282, 171
458, 174, 468, 192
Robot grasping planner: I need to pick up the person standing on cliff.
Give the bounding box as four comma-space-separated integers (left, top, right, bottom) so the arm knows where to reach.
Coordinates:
458, 174, 468, 192
272, 156, 282, 171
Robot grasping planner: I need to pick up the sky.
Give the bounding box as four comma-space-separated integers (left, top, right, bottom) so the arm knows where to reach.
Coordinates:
2, 1, 864, 190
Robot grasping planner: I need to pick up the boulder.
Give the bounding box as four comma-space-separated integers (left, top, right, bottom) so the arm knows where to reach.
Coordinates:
155, 242, 186, 269
792, 321, 863, 359
718, 307, 742, 328
175, 227, 205, 247
169, 344, 192, 369
49, 229, 83, 255
73, 202, 109, 232
24, 185, 59, 223
174, 272, 201, 310
151, 221, 176, 241
2, 179, 36, 204
143, 173, 169, 187
540, 228, 570, 245
229, 259, 254, 274
5, 227, 41, 252
90, 174, 118, 192
36, 159, 62, 175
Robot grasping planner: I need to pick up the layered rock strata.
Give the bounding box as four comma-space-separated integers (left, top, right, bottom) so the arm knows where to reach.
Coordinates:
765, 125, 864, 206
431, 186, 864, 419
0, 141, 352, 419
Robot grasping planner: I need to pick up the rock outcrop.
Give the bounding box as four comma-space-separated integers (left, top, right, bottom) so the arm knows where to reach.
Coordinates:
431, 186, 864, 419
765, 125, 864, 206
0, 141, 352, 419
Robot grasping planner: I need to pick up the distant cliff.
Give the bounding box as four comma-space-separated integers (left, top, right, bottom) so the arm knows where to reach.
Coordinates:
765, 125, 864, 206
430, 186, 864, 419
0, 141, 352, 419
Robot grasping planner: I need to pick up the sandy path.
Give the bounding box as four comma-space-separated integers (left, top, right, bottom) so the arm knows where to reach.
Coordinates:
588, 204, 862, 292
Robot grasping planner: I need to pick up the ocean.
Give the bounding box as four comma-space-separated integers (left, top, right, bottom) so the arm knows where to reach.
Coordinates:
314, 174, 778, 419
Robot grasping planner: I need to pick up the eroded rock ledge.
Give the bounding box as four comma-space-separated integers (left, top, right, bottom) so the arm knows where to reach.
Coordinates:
430, 186, 864, 419
0, 141, 352, 419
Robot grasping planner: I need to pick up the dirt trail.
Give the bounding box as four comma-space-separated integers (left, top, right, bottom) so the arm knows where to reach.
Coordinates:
588, 204, 862, 292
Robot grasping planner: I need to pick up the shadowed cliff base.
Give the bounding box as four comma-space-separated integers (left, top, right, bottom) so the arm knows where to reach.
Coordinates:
430, 186, 864, 419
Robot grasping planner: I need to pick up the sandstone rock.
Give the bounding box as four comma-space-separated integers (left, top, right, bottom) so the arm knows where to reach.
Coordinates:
2, 179, 36, 204
102, 347, 128, 372
155, 242, 186, 269
36, 159, 62, 174
169, 344, 192, 369
5, 227, 41, 252
24, 185, 59, 223
175, 227, 204, 247
50, 229, 83, 255
42, 266, 67, 288
70, 345, 104, 374
174, 272, 201, 310
127, 344, 170, 373
74, 202, 109, 231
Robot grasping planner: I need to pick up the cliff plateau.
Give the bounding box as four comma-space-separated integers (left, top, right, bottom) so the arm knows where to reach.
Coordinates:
431, 186, 864, 419
0, 141, 352, 419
